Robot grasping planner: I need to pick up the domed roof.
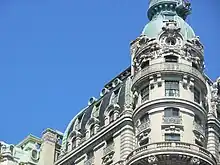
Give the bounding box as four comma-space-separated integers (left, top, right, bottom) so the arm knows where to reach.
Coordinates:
142, 15, 195, 40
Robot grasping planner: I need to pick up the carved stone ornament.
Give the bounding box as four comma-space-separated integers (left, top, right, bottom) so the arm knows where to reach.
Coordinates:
147, 155, 158, 164
190, 157, 200, 165
102, 152, 114, 165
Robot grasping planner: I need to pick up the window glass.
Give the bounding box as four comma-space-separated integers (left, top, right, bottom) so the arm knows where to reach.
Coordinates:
165, 134, 180, 141
109, 111, 114, 123
164, 107, 179, 117
90, 124, 95, 137
165, 81, 179, 97
140, 113, 149, 123
165, 55, 178, 62
194, 87, 200, 104
141, 85, 149, 102
141, 60, 149, 69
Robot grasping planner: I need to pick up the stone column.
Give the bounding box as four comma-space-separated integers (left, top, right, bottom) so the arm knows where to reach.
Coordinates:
38, 128, 58, 165
120, 125, 134, 160
207, 127, 219, 161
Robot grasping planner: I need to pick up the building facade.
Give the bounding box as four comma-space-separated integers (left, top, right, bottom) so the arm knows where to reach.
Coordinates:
1, 0, 220, 165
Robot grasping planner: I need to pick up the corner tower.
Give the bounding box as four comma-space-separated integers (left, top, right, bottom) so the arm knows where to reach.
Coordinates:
129, 0, 217, 165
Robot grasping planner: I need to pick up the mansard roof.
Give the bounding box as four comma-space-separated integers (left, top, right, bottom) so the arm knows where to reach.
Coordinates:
61, 67, 131, 152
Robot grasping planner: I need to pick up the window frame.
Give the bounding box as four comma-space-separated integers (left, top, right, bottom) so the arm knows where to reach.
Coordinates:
165, 80, 180, 97
141, 85, 149, 102
164, 107, 180, 117
164, 55, 178, 63
194, 87, 201, 104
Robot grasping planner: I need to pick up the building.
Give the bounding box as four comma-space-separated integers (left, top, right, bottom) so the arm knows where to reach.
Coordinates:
1, 0, 220, 165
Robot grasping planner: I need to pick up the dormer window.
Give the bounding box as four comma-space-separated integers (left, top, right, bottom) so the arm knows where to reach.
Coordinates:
72, 137, 76, 149
111, 88, 120, 104
165, 55, 178, 63
90, 124, 95, 137
109, 111, 114, 123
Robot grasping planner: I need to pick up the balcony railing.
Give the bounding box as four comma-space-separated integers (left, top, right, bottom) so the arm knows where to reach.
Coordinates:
103, 143, 114, 156
162, 116, 182, 125
149, 0, 181, 8
132, 63, 205, 87
193, 121, 205, 136
127, 142, 216, 165
84, 157, 94, 165
137, 121, 151, 135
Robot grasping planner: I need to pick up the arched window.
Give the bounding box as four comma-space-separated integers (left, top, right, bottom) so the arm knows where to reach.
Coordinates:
90, 124, 95, 137
109, 111, 114, 123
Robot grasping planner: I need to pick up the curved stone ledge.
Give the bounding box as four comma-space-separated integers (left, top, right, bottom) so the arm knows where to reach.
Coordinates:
132, 62, 206, 89
133, 98, 207, 122
126, 142, 216, 165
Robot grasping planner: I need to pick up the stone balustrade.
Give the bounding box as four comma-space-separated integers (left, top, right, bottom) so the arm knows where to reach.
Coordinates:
162, 116, 182, 125
132, 63, 205, 88
126, 142, 216, 165
193, 121, 205, 137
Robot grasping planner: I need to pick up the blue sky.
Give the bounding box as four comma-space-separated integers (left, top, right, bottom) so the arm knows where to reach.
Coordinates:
0, 0, 219, 144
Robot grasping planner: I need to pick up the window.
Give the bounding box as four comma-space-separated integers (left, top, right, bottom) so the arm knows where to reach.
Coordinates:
139, 137, 149, 146
90, 124, 95, 137
165, 134, 180, 141
72, 137, 76, 149
195, 139, 203, 147
194, 87, 200, 104
111, 88, 120, 104
141, 60, 149, 69
140, 113, 149, 123
192, 62, 198, 69
165, 55, 178, 63
109, 111, 114, 123
194, 115, 202, 125
164, 107, 179, 117
141, 85, 149, 102
165, 81, 179, 97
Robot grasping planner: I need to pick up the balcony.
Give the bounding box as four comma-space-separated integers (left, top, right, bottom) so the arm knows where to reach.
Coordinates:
84, 157, 94, 165
149, 0, 181, 8
126, 142, 216, 165
193, 121, 205, 137
162, 116, 182, 125
132, 63, 205, 89
136, 121, 151, 135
